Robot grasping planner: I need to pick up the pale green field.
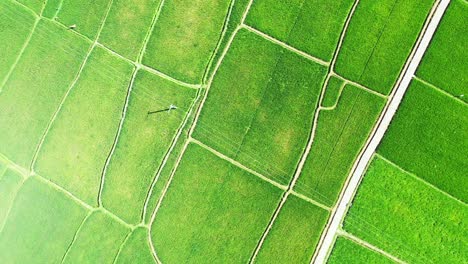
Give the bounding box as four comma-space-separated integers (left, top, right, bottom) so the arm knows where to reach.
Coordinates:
99, 0, 161, 60
115, 227, 155, 264
57, 0, 111, 39
16, 0, 42, 13
101, 70, 196, 224
246, 0, 355, 61
63, 210, 131, 263
0, 19, 90, 167
0, 1, 36, 82
0, 177, 88, 263
35, 46, 134, 206
0, 169, 23, 227
143, 0, 232, 83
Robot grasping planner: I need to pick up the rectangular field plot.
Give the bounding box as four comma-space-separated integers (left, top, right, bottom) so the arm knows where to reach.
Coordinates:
206, 0, 251, 79
151, 143, 282, 263
0, 162, 6, 177
142, 0, 232, 83
141, 110, 198, 225
294, 84, 385, 206
377, 79, 468, 202
0, 19, 90, 167
245, 0, 354, 62
62, 210, 131, 263
35, 46, 134, 206
0, 169, 24, 228
42, 0, 61, 18
16, 0, 43, 14
343, 156, 468, 264
0, 1, 35, 83
115, 227, 155, 264
101, 69, 196, 224
255, 195, 329, 264
334, 0, 435, 94
416, 0, 468, 101
57, 0, 111, 39
321, 75, 345, 108
193, 29, 327, 185
0, 177, 88, 263
99, 0, 161, 60
328, 237, 394, 264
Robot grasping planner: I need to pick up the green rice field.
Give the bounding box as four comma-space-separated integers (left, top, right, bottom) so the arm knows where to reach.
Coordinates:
0, 0, 465, 263
329, 0, 467, 262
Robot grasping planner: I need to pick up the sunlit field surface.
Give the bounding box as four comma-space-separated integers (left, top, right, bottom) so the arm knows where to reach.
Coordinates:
0, 0, 464, 263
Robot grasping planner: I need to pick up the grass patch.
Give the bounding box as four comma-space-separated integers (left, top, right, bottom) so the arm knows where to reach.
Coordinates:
377, 79, 467, 202
343, 156, 468, 263
0, 169, 24, 228
143, 0, 232, 83
57, 0, 110, 39
35, 46, 134, 206
0, 1, 36, 82
246, 0, 354, 62
0, 177, 88, 263
328, 237, 395, 264
63, 210, 131, 263
101, 69, 196, 224
194, 29, 327, 185
321, 76, 345, 108
335, 0, 435, 94
151, 143, 282, 263
294, 85, 385, 206
99, 0, 161, 60
255, 195, 329, 263
0, 19, 90, 167
416, 0, 468, 101
115, 227, 155, 264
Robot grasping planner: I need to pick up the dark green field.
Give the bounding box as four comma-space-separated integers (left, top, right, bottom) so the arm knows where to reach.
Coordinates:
417, 0, 467, 101
329, 1, 467, 262
378, 79, 467, 202
335, 0, 435, 94
328, 237, 395, 264
245, 0, 354, 61
343, 156, 467, 263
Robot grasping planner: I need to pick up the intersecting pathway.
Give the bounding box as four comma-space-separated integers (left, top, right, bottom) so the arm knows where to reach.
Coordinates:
2, 1, 452, 263
312, 0, 451, 262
